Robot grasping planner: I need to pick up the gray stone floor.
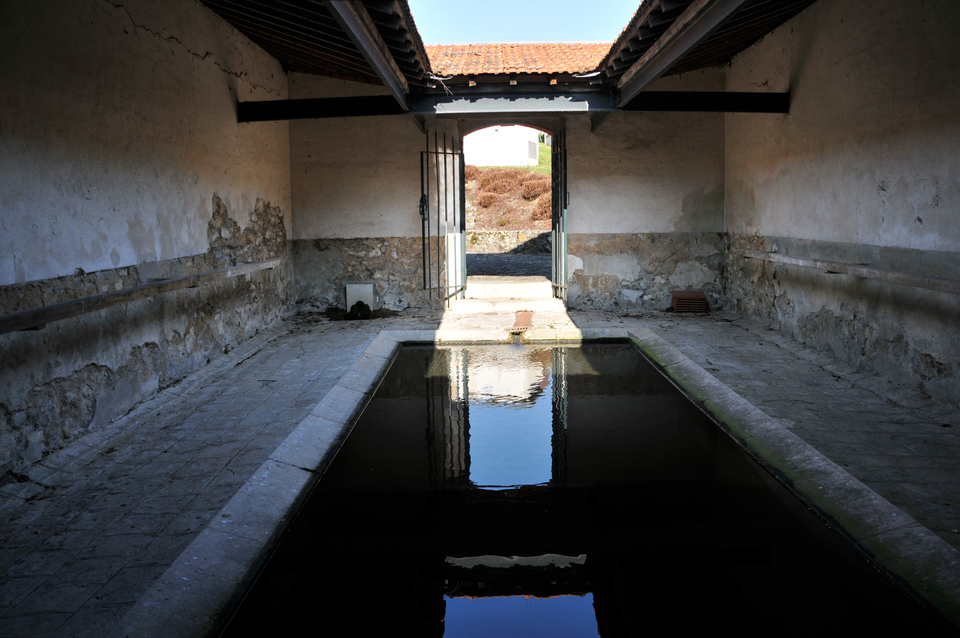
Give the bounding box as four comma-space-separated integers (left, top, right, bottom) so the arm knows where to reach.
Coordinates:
0, 306, 958, 636
466, 252, 551, 277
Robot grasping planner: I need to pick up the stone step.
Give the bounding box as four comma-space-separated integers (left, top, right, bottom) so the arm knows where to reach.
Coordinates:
447, 297, 567, 315
465, 276, 554, 300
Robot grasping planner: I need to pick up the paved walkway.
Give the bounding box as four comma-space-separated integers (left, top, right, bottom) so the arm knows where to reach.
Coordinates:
0, 307, 957, 636
466, 253, 551, 277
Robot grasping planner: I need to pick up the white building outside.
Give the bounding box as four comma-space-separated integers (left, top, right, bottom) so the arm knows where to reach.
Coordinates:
464, 125, 540, 167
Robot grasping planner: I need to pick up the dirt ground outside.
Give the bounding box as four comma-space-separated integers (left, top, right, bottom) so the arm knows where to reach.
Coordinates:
465, 141, 553, 233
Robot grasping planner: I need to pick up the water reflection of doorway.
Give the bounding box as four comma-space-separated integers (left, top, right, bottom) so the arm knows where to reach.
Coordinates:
425, 346, 568, 490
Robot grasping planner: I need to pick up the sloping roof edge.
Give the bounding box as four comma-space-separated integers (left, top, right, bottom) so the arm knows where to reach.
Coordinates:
425, 42, 611, 77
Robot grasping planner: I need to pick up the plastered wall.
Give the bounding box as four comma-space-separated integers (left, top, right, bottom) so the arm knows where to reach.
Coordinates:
0, 0, 294, 471
568, 69, 726, 236
289, 74, 454, 310
565, 70, 727, 310
723, 0, 960, 402
289, 73, 424, 241
0, 0, 292, 285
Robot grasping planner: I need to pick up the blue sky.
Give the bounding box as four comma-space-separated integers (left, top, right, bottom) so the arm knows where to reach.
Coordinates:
406, 0, 640, 44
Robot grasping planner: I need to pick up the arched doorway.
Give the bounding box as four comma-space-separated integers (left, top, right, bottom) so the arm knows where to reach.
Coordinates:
419, 117, 568, 306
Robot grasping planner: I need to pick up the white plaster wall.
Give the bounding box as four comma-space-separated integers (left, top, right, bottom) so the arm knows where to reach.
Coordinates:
0, 0, 291, 286
464, 125, 540, 167
567, 69, 726, 234
289, 73, 426, 239
724, 0, 960, 251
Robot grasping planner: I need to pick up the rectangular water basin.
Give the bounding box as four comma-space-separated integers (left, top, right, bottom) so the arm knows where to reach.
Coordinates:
222, 342, 949, 636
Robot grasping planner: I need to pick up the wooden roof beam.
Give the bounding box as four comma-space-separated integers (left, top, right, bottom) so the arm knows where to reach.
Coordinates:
619, 0, 749, 105
592, 0, 750, 131
323, 0, 409, 109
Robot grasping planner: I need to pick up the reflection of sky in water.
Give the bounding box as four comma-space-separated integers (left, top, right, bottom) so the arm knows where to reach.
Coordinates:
464, 345, 554, 488
468, 381, 553, 488
443, 594, 600, 637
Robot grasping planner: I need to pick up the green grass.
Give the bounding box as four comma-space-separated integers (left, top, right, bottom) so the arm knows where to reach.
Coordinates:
535, 141, 552, 174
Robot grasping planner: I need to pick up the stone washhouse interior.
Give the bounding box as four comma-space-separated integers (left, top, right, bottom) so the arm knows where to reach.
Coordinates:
1, 0, 959, 636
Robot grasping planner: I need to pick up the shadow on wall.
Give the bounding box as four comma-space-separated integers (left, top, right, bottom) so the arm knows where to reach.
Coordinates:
508, 233, 552, 255
466, 231, 552, 255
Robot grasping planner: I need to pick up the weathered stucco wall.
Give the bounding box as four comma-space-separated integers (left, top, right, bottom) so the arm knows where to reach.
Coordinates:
0, 0, 294, 471
568, 233, 724, 311
565, 70, 726, 309
0, 197, 291, 471
289, 78, 452, 309
0, 0, 292, 284
289, 73, 424, 240
567, 69, 726, 236
723, 0, 960, 402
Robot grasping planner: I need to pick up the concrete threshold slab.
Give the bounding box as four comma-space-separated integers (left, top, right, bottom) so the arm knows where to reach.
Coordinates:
116, 326, 960, 637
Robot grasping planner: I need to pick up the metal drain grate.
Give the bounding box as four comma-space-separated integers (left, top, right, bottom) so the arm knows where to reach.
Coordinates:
670, 290, 708, 313
511, 310, 533, 333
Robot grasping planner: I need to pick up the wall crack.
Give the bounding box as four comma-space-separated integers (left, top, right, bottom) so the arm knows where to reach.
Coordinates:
102, 0, 284, 97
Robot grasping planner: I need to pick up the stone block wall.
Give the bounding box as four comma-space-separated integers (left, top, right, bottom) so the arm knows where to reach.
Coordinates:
724, 235, 960, 403
567, 233, 725, 311
466, 231, 551, 254
293, 237, 445, 312
0, 197, 293, 472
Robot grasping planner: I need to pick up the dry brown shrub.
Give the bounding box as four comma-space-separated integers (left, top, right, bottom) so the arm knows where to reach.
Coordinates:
464, 164, 481, 181
519, 172, 549, 184
478, 167, 526, 188
476, 192, 500, 208
521, 179, 551, 200
532, 193, 552, 220
482, 178, 519, 195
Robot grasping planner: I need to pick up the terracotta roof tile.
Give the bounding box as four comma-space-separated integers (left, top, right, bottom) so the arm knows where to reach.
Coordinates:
425, 43, 610, 76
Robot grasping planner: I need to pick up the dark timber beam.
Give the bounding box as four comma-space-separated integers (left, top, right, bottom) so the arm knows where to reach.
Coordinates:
237, 92, 789, 122
238, 96, 405, 122
618, 0, 749, 102
622, 91, 790, 112
591, 0, 750, 131
322, 0, 409, 109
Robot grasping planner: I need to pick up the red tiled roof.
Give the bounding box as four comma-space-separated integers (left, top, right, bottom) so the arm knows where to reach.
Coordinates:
425, 43, 610, 76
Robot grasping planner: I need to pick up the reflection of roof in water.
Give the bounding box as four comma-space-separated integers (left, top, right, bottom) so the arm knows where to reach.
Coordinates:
460, 346, 553, 406
446, 554, 586, 569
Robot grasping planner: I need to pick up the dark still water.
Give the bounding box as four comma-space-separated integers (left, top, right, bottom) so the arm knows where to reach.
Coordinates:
222, 343, 948, 637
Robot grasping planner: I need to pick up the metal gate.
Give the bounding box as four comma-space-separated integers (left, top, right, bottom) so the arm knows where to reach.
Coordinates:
551, 125, 568, 301
420, 131, 466, 303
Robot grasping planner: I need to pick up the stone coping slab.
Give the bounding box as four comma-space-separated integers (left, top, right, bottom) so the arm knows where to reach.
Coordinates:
624, 326, 960, 632
115, 327, 960, 637
113, 330, 430, 638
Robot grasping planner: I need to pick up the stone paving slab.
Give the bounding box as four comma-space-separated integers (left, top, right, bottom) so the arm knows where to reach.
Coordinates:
0, 311, 439, 638
1, 306, 959, 636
